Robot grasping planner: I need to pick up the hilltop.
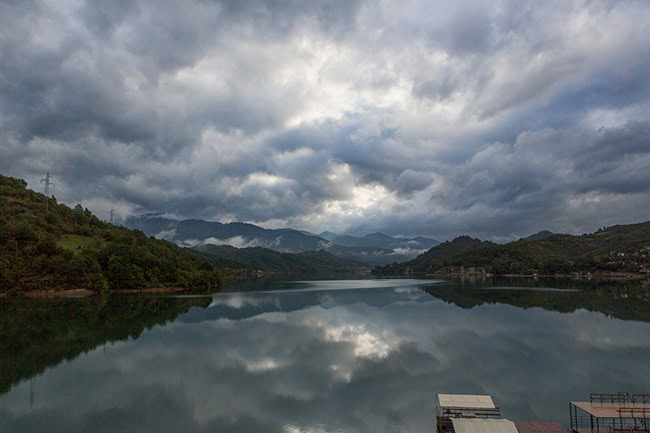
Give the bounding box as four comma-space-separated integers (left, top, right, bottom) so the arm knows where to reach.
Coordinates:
0, 174, 223, 295
522, 230, 555, 241
374, 236, 495, 275
374, 223, 650, 277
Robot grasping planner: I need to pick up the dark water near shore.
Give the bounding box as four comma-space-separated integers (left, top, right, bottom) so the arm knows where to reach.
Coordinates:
1, 277, 650, 432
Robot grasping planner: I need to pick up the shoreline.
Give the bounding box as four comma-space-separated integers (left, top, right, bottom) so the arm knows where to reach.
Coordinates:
4, 286, 203, 299
23, 289, 96, 298
430, 271, 649, 280
113, 287, 189, 294
5, 272, 649, 298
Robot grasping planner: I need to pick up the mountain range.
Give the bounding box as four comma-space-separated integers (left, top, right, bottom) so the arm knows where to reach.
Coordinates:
125, 214, 439, 265
318, 231, 439, 250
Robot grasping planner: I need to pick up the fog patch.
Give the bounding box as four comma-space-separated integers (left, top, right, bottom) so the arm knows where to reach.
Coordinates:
178, 235, 289, 250
390, 247, 428, 257
154, 229, 177, 240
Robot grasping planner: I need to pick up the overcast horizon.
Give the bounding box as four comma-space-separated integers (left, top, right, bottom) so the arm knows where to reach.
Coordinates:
2, 0, 650, 242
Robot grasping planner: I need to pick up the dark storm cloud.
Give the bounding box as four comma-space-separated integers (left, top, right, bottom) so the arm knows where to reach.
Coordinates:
0, 0, 363, 147
1, 0, 649, 238
348, 121, 650, 239
395, 169, 434, 197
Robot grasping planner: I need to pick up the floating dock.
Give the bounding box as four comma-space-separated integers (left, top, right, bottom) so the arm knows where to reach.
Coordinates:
570, 393, 650, 433
436, 393, 567, 433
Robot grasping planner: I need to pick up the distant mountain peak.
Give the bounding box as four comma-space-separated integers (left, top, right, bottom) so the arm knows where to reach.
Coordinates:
124, 215, 440, 264
523, 230, 554, 241
318, 231, 339, 242
364, 232, 392, 239
450, 235, 477, 242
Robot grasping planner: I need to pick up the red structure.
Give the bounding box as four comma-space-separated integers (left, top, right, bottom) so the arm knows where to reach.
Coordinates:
515, 421, 568, 433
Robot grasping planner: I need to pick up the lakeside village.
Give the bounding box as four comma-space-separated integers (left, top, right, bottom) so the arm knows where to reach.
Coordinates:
412, 245, 650, 280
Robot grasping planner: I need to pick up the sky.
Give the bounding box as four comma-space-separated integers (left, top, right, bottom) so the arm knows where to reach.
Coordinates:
1, 0, 649, 241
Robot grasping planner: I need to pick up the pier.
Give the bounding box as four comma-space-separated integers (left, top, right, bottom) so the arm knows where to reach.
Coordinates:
570, 393, 650, 433
436, 393, 567, 433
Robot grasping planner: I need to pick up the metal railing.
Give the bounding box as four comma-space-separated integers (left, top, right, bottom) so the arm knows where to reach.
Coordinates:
618, 407, 650, 419
608, 428, 649, 433
590, 394, 650, 405
591, 393, 630, 404
572, 415, 597, 430
441, 407, 502, 419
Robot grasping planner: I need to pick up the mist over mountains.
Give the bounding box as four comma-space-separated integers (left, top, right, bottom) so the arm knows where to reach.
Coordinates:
125, 214, 439, 266
318, 231, 439, 250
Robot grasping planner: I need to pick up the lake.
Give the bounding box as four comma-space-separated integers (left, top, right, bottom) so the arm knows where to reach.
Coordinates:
1, 277, 650, 432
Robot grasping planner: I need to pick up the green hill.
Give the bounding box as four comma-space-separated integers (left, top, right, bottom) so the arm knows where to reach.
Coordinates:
0, 174, 223, 294
196, 244, 365, 275
522, 230, 555, 241
446, 222, 650, 274
373, 223, 650, 276
374, 236, 495, 275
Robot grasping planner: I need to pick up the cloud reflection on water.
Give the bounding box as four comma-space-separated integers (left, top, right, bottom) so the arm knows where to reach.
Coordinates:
1, 280, 649, 433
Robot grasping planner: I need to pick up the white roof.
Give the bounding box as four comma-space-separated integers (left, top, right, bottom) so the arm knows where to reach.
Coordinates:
451, 419, 518, 433
437, 394, 496, 409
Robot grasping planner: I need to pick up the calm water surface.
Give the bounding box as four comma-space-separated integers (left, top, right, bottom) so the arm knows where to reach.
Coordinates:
1, 278, 650, 432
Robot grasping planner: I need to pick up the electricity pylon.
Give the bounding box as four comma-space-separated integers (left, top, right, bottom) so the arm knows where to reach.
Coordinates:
40, 172, 54, 214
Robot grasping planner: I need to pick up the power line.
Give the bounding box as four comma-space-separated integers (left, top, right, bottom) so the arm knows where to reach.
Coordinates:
40, 172, 54, 214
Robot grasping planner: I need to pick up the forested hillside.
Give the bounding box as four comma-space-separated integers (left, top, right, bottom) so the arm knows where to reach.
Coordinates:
196, 244, 365, 274
0, 174, 223, 294
374, 236, 495, 275
374, 224, 650, 276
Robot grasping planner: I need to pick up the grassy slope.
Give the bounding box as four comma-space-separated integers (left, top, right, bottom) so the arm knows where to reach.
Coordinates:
0, 174, 223, 293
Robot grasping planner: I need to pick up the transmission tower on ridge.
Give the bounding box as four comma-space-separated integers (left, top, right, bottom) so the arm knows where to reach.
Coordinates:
40, 172, 54, 214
